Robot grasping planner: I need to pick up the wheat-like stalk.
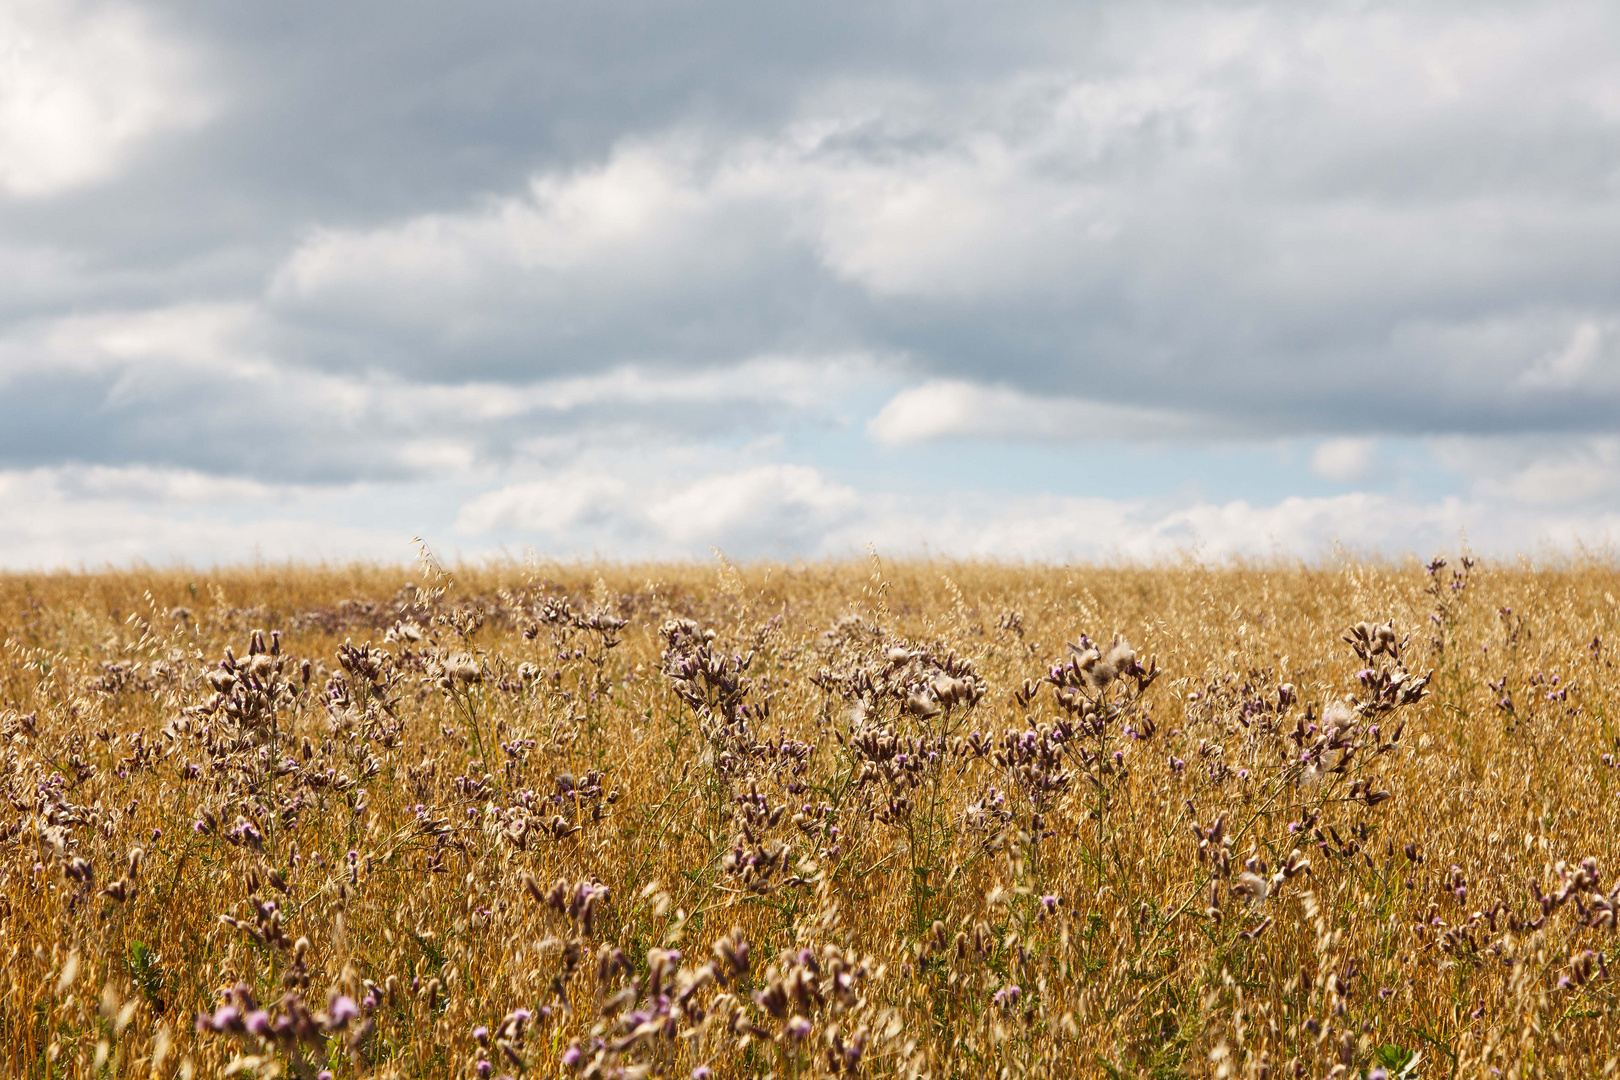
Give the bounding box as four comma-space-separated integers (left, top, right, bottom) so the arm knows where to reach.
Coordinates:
0, 555, 1615, 1078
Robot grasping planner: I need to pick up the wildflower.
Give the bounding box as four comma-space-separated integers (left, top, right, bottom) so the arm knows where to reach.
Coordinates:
1106, 639, 1136, 675
905, 689, 941, 718
198, 1005, 240, 1033
445, 653, 482, 683
1232, 872, 1269, 904
326, 995, 359, 1027
1075, 647, 1112, 691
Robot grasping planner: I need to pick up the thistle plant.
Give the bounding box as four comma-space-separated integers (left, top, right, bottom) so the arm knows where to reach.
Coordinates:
1, 555, 1616, 1078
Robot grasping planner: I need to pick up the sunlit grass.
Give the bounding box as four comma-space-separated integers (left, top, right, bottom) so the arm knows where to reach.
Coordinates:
1, 554, 1616, 1078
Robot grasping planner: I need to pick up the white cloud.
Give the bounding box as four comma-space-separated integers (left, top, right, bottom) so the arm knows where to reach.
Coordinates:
455, 475, 631, 537
53, 463, 281, 504
823, 491, 1485, 563
1519, 319, 1619, 389
1310, 438, 1376, 482
0, 301, 882, 481
7, 454, 1620, 570
1436, 436, 1620, 506
0, 0, 212, 198
0, 466, 408, 569
457, 465, 859, 555
496, 355, 878, 416
20, 302, 263, 378
646, 465, 858, 547
450, 460, 1620, 564
867, 379, 1201, 444
267, 139, 804, 367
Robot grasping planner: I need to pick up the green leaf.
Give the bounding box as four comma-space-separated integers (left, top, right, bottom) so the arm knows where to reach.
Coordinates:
1372, 1045, 1421, 1077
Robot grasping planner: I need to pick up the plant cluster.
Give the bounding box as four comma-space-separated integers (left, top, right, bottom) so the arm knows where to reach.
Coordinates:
0, 556, 1616, 1078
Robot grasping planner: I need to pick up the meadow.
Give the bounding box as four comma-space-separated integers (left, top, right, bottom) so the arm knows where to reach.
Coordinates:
1, 553, 1616, 1078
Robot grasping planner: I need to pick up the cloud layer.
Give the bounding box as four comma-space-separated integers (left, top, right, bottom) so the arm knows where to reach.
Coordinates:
3, 0, 1620, 567
0, 0, 211, 197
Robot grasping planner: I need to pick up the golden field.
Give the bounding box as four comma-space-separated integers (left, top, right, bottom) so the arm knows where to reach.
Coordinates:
1, 554, 1616, 1079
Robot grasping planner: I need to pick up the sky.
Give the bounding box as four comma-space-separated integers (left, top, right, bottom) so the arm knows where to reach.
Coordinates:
4, 0, 1620, 567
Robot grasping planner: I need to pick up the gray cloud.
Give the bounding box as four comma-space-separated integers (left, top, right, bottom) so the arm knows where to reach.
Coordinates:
0, 298, 874, 480
188, 1, 1620, 436
5, 0, 1620, 566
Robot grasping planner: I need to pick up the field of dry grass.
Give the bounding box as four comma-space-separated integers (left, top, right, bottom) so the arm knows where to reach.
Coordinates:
1, 553, 1617, 1079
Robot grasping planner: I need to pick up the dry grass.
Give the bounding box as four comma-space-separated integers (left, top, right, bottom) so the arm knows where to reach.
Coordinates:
1, 554, 1617, 1079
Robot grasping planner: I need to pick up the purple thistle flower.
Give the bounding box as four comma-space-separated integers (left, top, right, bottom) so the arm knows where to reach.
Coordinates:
206, 1005, 239, 1032
327, 995, 359, 1026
